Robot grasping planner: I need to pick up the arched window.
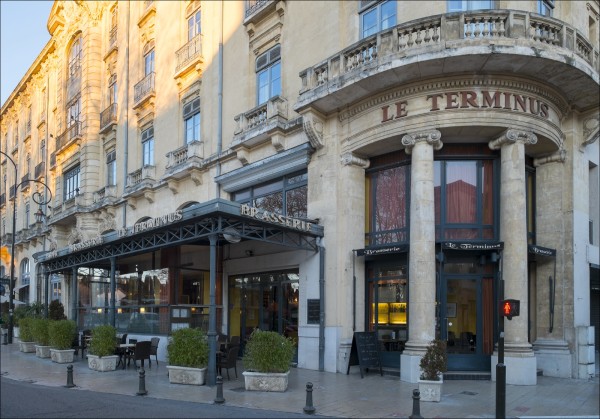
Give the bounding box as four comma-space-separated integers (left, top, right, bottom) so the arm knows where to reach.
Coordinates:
68, 35, 82, 77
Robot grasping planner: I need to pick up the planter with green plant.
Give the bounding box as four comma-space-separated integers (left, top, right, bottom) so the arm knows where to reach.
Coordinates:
49, 319, 77, 363
32, 318, 52, 358
242, 329, 295, 392
48, 300, 67, 320
166, 327, 209, 385
87, 325, 119, 372
418, 339, 447, 402
17, 317, 36, 352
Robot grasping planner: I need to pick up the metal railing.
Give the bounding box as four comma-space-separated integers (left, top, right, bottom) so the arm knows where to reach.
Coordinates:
245, 0, 271, 19
56, 121, 82, 151
100, 103, 118, 132
109, 26, 117, 50
34, 162, 45, 179
134, 72, 155, 105
175, 34, 203, 72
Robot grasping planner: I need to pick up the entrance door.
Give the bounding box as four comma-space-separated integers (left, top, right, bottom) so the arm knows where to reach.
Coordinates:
441, 275, 494, 371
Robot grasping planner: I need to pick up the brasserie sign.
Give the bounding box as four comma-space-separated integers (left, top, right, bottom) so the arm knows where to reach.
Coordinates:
240, 204, 313, 232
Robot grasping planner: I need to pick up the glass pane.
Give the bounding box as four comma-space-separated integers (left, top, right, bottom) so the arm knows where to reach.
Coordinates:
255, 191, 283, 214
446, 278, 477, 355
380, 0, 396, 30
434, 161, 441, 224
446, 161, 477, 223
257, 69, 269, 104
255, 179, 283, 196
482, 160, 494, 225
270, 62, 281, 98
362, 8, 377, 37
286, 185, 307, 218
373, 166, 408, 244
447, 0, 465, 12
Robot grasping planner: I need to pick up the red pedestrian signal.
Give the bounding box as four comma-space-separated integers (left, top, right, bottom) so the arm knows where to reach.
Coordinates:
501, 299, 520, 320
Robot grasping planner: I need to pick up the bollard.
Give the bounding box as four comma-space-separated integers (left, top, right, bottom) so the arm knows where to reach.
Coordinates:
303, 382, 316, 415
408, 389, 423, 419
214, 375, 225, 404
136, 368, 148, 396
64, 364, 75, 388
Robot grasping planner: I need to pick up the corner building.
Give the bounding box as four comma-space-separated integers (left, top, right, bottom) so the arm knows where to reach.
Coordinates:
1, 0, 598, 385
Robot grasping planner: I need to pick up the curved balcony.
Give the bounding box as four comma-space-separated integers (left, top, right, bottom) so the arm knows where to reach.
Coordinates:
295, 10, 599, 115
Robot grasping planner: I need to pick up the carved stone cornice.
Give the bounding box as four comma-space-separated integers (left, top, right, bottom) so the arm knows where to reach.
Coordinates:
582, 114, 599, 147
340, 152, 370, 168
301, 110, 325, 150
489, 129, 537, 150
533, 149, 567, 167
401, 130, 442, 154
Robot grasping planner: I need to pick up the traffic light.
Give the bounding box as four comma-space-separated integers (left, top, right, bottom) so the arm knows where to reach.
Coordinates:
501, 299, 520, 320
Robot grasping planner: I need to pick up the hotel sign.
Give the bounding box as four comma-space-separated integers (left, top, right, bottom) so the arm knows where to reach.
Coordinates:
528, 244, 556, 257
117, 210, 183, 238
443, 242, 504, 251
240, 204, 313, 232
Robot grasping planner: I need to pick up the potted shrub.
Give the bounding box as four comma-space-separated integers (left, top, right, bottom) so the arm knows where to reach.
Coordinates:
418, 339, 447, 402
87, 325, 119, 372
242, 329, 295, 392
32, 318, 52, 358
166, 328, 209, 385
17, 317, 35, 352
49, 319, 77, 363
48, 300, 67, 320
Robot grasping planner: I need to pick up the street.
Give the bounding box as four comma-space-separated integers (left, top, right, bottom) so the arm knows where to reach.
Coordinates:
0, 377, 318, 418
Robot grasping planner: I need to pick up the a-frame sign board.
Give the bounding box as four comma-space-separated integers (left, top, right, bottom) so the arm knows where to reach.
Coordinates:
346, 331, 383, 378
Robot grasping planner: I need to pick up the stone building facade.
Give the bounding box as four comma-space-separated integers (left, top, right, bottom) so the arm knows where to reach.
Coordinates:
1, 0, 598, 384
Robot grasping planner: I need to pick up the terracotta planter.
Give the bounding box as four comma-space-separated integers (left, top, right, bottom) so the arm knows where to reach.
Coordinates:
418, 378, 443, 402
243, 370, 290, 392
87, 354, 119, 372
35, 345, 52, 358
166, 365, 207, 385
50, 348, 75, 364
19, 341, 36, 353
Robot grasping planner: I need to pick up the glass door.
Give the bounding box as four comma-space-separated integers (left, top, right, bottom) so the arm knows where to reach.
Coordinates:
441, 275, 494, 371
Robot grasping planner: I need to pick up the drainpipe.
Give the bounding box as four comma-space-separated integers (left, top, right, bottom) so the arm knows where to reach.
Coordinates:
122, 0, 131, 227
318, 238, 325, 371
215, 0, 224, 198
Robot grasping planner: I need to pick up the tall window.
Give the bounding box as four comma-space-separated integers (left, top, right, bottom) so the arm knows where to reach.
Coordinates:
68, 35, 82, 77
40, 140, 46, 163
233, 171, 308, 218
20, 258, 30, 286
24, 203, 30, 228
64, 165, 81, 200
51, 278, 62, 301
361, 0, 397, 38
106, 150, 117, 186
538, 0, 554, 16
183, 98, 201, 144
67, 98, 81, 125
141, 126, 154, 166
188, 9, 201, 40
448, 0, 493, 12
256, 45, 281, 105
144, 49, 155, 76
109, 76, 117, 105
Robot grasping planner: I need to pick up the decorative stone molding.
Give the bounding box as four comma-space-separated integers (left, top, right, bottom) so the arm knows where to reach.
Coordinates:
167, 179, 179, 195
144, 190, 155, 204
127, 197, 137, 210
534, 149, 567, 167
237, 148, 250, 166
488, 129, 537, 150
301, 110, 325, 150
340, 152, 370, 168
97, 210, 116, 234
271, 133, 285, 152
190, 169, 203, 186
582, 114, 599, 147
401, 130, 442, 154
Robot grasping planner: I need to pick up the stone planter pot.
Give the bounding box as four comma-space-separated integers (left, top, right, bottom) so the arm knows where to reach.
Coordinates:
19, 341, 36, 353
50, 348, 75, 364
13, 326, 19, 338
166, 365, 207, 385
35, 345, 52, 358
243, 370, 290, 392
87, 354, 119, 372
418, 378, 443, 402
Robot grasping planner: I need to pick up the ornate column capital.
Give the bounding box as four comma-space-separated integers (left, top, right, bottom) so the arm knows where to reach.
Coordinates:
489, 129, 537, 150
401, 130, 442, 154
340, 152, 370, 168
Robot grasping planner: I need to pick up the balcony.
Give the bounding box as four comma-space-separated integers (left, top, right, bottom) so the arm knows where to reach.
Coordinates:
20, 174, 30, 191
174, 34, 204, 80
109, 26, 117, 51
92, 185, 118, 208
100, 103, 118, 134
233, 96, 300, 152
49, 152, 56, 170
133, 72, 155, 109
295, 10, 599, 115
34, 162, 45, 179
124, 166, 156, 202
25, 121, 31, 139
244, 0, 285, 27
56, 121, 82, 154
163, 141, 205, 187
0, 193, 5, 207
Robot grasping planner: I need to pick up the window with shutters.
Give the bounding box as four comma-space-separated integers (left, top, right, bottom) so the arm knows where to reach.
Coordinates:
141, 126, 155, 166
360, 0, 396, 39
106, 150, 117, 186
256, 45, 281, 105
183, 98, 201, 144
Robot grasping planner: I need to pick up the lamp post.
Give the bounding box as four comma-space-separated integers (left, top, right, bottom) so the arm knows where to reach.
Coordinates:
1, 150, 53, 344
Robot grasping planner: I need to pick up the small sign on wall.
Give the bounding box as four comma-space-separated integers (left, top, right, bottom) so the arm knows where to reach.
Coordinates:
307, 299, 320, 324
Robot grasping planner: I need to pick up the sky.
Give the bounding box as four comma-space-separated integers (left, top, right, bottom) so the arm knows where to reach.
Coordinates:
1, 0, 53, 106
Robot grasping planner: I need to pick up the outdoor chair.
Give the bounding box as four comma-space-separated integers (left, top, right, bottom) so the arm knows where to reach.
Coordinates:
217, 345, 239, 380
127, 340, 152, 369
150, 337, 160, 365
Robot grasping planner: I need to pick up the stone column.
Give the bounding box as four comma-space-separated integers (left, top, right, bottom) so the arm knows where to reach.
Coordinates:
489, 129, 537, 385
400, 129, 442, 383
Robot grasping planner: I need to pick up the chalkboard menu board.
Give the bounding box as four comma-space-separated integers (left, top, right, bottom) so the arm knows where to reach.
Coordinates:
346, 331, 382, 378
307, 299, 320, 324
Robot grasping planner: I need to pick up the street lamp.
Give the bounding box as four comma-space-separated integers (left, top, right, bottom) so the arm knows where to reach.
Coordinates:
0, 150, 53, 344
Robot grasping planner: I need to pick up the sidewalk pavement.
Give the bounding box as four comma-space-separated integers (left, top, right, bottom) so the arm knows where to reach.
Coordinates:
1, 343, 598, 419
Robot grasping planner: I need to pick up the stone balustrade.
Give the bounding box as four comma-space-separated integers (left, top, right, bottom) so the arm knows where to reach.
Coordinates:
166, 141, 204, 170
234, 96, 288, 135
299, 10, 599, 96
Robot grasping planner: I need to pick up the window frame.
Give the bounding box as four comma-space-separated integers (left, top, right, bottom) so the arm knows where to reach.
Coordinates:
106, 150, 117, 186
256, 45, 281, 105
187, 9, 201, 41
183, 98, 201, 144
63, 165, 81, 201
360, 0, 397, 39
68, 35, 82, 77
141, 126, 155, 167
537, 0, 554, 16
144, 49, 155, 77
447, 0, 494, 12
20, 258, 31, 286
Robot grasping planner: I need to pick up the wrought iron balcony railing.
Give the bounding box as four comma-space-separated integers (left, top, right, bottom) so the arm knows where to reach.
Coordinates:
175, 34, 203, 73
100, 103, 118, 133
56, 121, 82, 152
34, 161, 45, 179
133, 72, 155, 107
